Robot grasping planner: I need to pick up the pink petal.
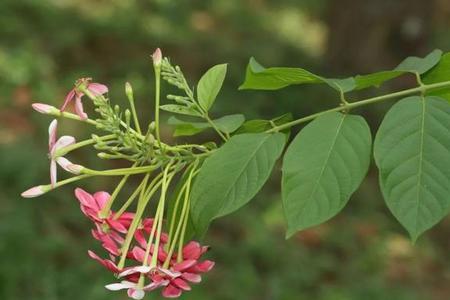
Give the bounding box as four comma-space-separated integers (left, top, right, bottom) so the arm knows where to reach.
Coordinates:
21, 186, 46, 198
158, 268, 181, 278
93, 191, 110, 209
192, 260, 215, 273
56, 156, 77, 173
143, 280, 169, 291
181, 272, 202, 283
88, 83, 108, 95
119, 265, 151, 277
107, 218, 128, 233
134, 230, 147, 249
172, 259, 197, 272
50, 159, 57, 187
131, 246, 146, 263
66, 163, 84, 174
53, 135, 76, 152
75, 188, 99, 210
182, 241, 202, 260
128, 288, 145, 300
108, 230, 125, 244
88, 250, 119, 273
172, 278, 191, 291
75, 95, 88, 120
48, 119, 58, 150
61, 89, 75, 111
162, 285, 182, 298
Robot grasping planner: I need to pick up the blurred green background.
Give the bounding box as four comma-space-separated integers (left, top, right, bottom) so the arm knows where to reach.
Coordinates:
1, 0, 450, 299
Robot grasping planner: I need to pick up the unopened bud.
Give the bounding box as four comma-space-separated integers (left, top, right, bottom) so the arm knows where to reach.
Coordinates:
152, 48, 162, 67
67, 164, 84, 174
125, 82, 133, 98
21, 185, 48, 198
148, 121, 156, 132
125, 109, 131, 125
97, 152, 108, 159
32, 103, 57, 114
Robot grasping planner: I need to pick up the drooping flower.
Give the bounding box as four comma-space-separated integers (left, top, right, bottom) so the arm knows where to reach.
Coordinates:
76, 187, 215, 299
61, 78, 108, 120
48, 119, 80, 186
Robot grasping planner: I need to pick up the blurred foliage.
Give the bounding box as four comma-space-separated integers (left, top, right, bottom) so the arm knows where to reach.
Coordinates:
1, 0, 450, 299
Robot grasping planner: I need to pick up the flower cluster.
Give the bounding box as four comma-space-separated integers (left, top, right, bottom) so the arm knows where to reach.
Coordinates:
21, 49, 216, 299
76, 189, 214, 299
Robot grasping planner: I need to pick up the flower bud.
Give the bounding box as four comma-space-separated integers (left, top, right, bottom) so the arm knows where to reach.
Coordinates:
125, 82, 133, 98
97, 152, 109, 159
67, 164, 84, 174
152, 48, 162, 67
21, 185, 48, 198
32, 103, 57, 114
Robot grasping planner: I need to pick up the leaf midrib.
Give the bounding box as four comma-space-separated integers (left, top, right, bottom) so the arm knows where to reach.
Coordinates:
294, 114, 346, 222
413, 97, 426, 236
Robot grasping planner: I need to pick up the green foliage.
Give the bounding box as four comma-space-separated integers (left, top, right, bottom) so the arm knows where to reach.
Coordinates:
394, 49, 442, 74
159, 104, 201, 117
190, 133, 285, 236
282, 112, 372, 237
235, 113, 293, 135
240, 50, 443, 93
422, 52, 450, 101
197, 64, 228, 111
374, 96, 450, 241
168, 114, 245, 137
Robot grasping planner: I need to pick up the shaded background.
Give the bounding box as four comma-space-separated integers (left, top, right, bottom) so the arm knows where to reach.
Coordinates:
1, 0, 450, 299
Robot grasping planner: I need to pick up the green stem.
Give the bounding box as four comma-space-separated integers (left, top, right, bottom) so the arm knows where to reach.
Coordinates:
99, 163, 138, 217
149, 162, 173, 268
205, 114, 228, 141
154, 62, 162, 146
47, 110, 98, 126
82, 164, 161, 176
56, 134, 116, 156
266, 80, 450, 133
114, 174, 150, 219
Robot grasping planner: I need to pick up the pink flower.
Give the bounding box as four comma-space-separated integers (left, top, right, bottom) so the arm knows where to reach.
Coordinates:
105, 280, 169, 300
158, 242, 214, 298
48, 119, 80, 186
75, 188, 137, 230
61, 78, 108, 120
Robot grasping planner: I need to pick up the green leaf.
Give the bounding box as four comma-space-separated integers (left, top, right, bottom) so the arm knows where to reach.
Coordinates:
160, 104, 201, 117
168, 114, 245, 137
351, 50, 442, 90
240, 50, 442, 93
236, 113, 293, 134
395, 49, 442, 74
282, 112, 372, 237
190, 133, 285, 236
374, 96, 450, 241
214, 114, 245, 133
197, 63, 227, 111
422, 52, 450, 102
239, 57, 323, 90
354, 70, 404, 90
